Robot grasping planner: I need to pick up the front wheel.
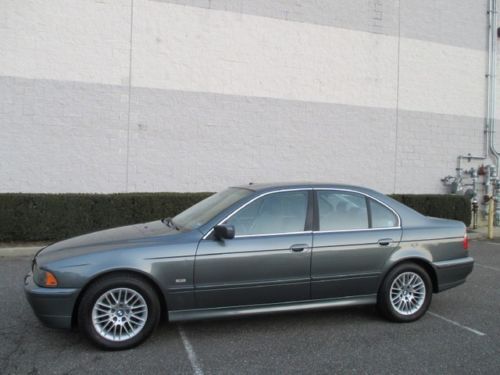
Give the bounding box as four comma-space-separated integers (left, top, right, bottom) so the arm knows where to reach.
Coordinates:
78, 274, 161, 350
377, 263, 432, 322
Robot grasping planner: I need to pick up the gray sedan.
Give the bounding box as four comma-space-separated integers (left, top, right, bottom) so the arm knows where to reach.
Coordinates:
24, 183, 473, 349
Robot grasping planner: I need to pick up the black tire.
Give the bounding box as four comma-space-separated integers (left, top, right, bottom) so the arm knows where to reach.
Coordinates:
377, 263, 432, 322
78, 273, 161, 350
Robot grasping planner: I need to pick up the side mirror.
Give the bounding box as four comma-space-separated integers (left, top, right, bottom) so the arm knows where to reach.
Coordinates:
213, 224, 235, 240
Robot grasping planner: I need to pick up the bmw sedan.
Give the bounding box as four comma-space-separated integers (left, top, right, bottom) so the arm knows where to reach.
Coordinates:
24, 183, 474, 349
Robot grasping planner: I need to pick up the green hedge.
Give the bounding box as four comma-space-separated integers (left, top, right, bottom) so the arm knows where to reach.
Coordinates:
391, 194, 471, 227
0, 193, 470, 242
0, 193, 212, 242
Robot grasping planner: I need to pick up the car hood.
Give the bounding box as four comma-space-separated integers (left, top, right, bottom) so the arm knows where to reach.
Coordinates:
36, 220, 192, 261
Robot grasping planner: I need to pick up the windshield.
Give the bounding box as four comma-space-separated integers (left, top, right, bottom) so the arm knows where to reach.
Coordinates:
173, 188, 253, 230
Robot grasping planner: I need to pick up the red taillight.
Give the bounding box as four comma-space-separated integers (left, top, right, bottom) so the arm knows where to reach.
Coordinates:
463, 233, 469, 250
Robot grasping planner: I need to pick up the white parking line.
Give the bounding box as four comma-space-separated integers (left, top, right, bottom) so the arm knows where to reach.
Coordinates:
428, 312, 486, 336
178, 325, 204, 375
475, 263, 500, 272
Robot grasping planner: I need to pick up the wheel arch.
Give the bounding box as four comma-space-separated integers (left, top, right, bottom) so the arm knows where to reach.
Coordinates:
71, 268, 168, 327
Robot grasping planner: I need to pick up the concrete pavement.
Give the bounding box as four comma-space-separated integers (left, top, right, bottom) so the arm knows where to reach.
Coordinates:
1, 240, 498, 374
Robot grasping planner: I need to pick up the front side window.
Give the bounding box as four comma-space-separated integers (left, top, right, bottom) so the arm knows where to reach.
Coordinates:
173, 188, 252, 230
225, 191, 309, 236
318, 191, 369, 231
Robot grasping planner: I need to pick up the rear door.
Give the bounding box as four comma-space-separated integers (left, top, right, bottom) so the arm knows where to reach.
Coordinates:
195, 189, 313, 308
311, 189, 402, 299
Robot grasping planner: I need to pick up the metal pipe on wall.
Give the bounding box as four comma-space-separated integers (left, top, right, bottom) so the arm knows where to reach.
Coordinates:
488, 0, 499, 166
487, 0, 500, 227
455, 0, 497, 175
446, 1, 499, 232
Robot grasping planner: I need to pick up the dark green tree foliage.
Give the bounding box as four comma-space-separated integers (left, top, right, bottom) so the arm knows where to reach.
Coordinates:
0, 193, 470, 242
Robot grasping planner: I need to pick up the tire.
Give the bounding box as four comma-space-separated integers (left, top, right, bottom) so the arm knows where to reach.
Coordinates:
78, 273, 161, 350
377, 263, 432, 322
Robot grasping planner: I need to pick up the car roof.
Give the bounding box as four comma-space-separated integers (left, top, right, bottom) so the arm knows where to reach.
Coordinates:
233, 182, 375, 193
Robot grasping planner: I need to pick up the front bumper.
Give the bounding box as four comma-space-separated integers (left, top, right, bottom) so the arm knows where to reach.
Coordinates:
433, 256, 474, 292
24, 272, 80, 329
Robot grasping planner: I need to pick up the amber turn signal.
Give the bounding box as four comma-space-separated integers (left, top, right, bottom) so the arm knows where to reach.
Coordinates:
44, 271, 58, 287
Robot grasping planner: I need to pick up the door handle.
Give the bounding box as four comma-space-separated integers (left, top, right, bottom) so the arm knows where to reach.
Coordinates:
290, 244, 309, 252
378, 238, 393, 246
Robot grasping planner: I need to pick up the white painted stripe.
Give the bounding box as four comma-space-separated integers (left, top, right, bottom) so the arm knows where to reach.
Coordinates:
475, 263, 500, 272
178, 325, 204, 375
132, 1, 485, 118
0, 0, 486, 118
132, 1, 399, 111
428, 311, 486, 337
398, 37, 486, 118
0, 0, 131, 85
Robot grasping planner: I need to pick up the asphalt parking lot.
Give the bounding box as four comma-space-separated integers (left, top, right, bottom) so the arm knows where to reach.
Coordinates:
1, 240, 499, 375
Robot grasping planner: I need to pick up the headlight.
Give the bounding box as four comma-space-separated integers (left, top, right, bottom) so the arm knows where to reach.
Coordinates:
33, 263, 58, 288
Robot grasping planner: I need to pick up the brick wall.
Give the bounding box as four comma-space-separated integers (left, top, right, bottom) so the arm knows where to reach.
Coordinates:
0, 0, 496, 194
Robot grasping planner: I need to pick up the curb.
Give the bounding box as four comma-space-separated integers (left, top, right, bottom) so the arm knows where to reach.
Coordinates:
0, 246, 43, 257
467, 232, 488, 241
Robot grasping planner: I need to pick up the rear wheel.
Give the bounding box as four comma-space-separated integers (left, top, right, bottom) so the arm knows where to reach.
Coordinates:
78, 274, 161, 350
377, 263, 432, 322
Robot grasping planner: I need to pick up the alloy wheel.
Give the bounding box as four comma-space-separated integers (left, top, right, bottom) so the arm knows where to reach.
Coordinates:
91, 287, 148, 342
389, 272, 426, 315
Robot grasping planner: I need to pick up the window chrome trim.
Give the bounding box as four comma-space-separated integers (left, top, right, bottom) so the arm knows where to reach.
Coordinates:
314, 188, 402, 231
202, 187, 402, 240
234, 231, 313, 239
202, 188, 313, 240
313, 227, 400, 234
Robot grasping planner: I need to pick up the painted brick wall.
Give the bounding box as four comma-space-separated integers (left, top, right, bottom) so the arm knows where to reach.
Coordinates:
0, 0, 496, 194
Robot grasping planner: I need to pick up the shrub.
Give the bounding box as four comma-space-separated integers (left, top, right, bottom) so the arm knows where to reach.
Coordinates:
0, 192, 212, 242
390, 194, 471, 227
0, 192, 471, 242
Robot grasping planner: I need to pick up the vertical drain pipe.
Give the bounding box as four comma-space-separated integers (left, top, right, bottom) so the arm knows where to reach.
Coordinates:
455, 1, 497, 179
487, 0, 500, 226
488, 0, 498, 165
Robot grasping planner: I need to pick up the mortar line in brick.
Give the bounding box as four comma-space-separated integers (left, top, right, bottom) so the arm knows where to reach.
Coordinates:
125, 0, 135, 192
392, 0, 401, 194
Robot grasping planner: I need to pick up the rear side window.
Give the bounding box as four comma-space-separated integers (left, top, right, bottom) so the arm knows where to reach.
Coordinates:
318, 191, 369, 231
370, 199, 398, 228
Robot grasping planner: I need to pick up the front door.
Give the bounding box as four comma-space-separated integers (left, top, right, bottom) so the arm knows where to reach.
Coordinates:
195, 190, 313, 308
